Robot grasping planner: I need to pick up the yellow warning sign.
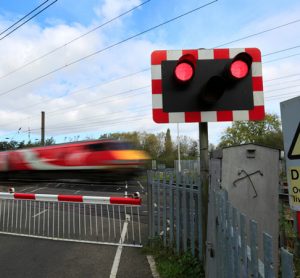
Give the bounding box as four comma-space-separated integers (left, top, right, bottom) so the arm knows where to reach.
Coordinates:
288, 123, 300, 160
288, 167, 300, 206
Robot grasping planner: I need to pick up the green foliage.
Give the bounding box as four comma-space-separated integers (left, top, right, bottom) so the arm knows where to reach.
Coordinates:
219, 113, 283, 149
45, 137, 56, 146
164, 129, 173, 155
161, 128, 175, 167
176, 135, 199, 160
0, 140, 18, 151
188, 140, 198, 158
143, 133, 161, 158
279, 203, 296, 254
144, 238, 204, 278
0, 137, 56, 151
99, 132, 142, 148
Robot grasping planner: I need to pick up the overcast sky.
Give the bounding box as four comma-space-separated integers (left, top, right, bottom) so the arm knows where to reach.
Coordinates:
0, 0, 299, 145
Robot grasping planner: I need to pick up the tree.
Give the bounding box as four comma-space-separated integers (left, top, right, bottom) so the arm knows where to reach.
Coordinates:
99, 132, 142, 148
161, 129, 175, 167
188, 139, 199, 158
45, 137, 56, 146
143, 133, 160, 159
218, 113, 283, 149
164, 128, 173, 155
175, 136, 199, 159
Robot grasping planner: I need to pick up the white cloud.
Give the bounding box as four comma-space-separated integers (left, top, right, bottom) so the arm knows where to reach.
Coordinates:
94, 0, 142, 21
0, 0, 299, 147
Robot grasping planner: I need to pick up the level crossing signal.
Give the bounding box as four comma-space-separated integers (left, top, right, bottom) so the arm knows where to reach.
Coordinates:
151, 48, 265, 123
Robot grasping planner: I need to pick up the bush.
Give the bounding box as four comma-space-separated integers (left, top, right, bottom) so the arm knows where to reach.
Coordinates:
144, 238, 204, 278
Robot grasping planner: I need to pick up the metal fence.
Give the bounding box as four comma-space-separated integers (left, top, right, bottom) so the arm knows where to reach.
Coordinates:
174, 159, 200, 176
147, 170, 202, 259
148, 169, 295, 277
213, 189, 294, 278
0, 192, 142, 247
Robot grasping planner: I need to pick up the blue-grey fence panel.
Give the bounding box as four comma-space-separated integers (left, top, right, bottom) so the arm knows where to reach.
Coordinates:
215, 191, 222, 278
227, 201, 234, 278
223, 194, 229, 278
190, 183, 195, 256
205, 188, 296, 278
180, 178, 184, 251
232, 206, 239, 278
240, 213, 247, 278
152, 172, 157, 237
168, 174, 174, 248
149, 170, 203, 258
175, 171, 181, 253
197, 176, 202, 260
147, 171, 153, 240
250, 220, 259, 278
182, 176, 188, 252
281, 248, 294, 278
149, 173, 297, 278
222, 191, 227, 277
162, 171, 167, 246
263, 232, 275, 278
157, 172, 161, 236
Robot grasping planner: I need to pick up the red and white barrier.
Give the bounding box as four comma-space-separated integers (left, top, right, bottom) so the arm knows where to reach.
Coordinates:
0, 192, 142, 206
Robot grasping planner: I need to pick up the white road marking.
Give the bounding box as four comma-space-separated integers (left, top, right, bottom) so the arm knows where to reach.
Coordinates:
74, 190, 81, 194
147, 255, 160, 278
20, 187, 35, 192
55, 183, 62, 188
137, 181, 144, 191
33, 209, 48, 218
109, 214, 130, 278
30, 187, 46, 193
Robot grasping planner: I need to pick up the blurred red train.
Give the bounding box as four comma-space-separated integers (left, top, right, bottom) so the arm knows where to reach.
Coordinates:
0, 140, 149, 181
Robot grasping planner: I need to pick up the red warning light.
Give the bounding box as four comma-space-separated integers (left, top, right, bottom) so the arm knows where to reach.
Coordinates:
230, 60, 249, 79
174, 54, 196, 83
174, 62, 194, 82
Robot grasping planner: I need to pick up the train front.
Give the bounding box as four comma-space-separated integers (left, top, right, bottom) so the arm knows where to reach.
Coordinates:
86, 140, 150, 178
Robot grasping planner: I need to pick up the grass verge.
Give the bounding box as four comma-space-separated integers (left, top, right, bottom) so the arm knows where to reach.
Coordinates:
143, 238, 204, 278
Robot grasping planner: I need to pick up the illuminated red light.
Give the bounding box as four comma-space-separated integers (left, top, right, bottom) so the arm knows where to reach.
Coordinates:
174, 62, 194, 82
230, 60, 249, 79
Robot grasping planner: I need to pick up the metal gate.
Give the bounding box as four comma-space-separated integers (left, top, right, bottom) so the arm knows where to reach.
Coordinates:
0, 192, 142, 247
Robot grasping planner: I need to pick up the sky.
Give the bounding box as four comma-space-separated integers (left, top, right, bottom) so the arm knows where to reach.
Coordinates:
0, 0, 299, 146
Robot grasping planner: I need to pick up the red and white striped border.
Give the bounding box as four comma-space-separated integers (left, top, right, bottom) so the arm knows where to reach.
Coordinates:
0, 192, 142, 206
151, 48, 265, 123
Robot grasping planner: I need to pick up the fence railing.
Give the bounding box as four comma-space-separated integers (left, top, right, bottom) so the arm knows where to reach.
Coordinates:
174, 159, 200, 177
0, 192, 142, 247
147, 170, 202, 259
213, 189, 294, 278
148, 168, 295, 277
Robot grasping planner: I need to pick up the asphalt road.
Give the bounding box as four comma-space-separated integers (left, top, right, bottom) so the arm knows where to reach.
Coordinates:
0, 179, 153, 278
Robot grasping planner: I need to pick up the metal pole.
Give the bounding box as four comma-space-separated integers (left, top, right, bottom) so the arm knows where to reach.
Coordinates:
199, 122, 209, 264
41, 111, 45, 146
